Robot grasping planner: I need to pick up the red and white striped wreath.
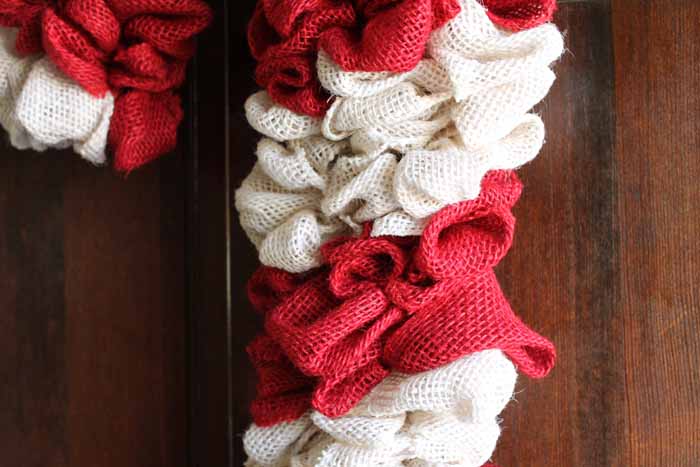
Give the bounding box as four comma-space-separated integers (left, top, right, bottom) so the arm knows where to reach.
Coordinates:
236, 0, 562, 466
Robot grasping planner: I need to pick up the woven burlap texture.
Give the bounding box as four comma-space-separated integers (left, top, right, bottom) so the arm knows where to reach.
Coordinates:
0, 27, 113, 164
247, 0, 460, 117
244, 350, 516, 467
245, 171, 556, 425
482, 0, 557, 31
0, 0, 212, 171
237, 0, 563, 272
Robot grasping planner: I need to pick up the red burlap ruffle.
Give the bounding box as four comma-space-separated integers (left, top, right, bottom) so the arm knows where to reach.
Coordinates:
0, 0, 212, 171
482, 0, 556, 31
248, 0, 461, 117
247, 171, 556, 426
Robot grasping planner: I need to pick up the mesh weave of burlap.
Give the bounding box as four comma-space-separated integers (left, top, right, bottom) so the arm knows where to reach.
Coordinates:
237, 0, 563, 272
0, 27, 113, 164
245, 172, 556, 426
244, 350, 516, 467
0, 0, 212, 171
247, 0, 460, 117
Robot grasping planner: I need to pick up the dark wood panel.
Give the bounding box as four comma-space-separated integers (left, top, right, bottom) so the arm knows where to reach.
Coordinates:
0, 150, 68, 467
224, 2, 263, 466
494, 1, 700, 466
0, 66, 188, 467
494, 1, 621, 466
611, 0, 700, 465
63, 156, 187, 467
186, 0, 233, 465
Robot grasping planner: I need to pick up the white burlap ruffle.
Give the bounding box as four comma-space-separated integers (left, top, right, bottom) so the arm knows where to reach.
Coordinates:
244, 349, 517, 467
237, 0, 563, 272
0, 27, 114, 164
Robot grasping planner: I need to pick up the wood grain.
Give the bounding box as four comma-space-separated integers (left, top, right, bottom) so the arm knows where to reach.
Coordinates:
611, 0, 700, 465
494, 1, 700, 466
0, 145, 188, 467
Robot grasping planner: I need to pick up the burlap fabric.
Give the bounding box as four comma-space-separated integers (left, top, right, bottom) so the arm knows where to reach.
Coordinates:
0, 27, 113, 163
247, 0, 461, 116
238, 0, 563, 272
244, 350, 516, 467
246, 171, 555, 426
0, 0, 211, 170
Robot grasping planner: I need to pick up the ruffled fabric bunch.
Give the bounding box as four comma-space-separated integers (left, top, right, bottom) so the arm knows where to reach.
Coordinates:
0, 0, 212, 171
236, 0, 562, 466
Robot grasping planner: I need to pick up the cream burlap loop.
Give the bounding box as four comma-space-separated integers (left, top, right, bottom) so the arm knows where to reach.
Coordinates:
237, 117, 543, 271
244, 350, 515, 467
256, 137, 342, 192
321, 152, 400, 229
317, 51, 413, 99
310, 411, 406, 447
0, 28, 37, 151
245, 91, 322, 142
0, 28, 113, 164
450, 68, 554, 150
427, 2, 563, 102
314, 0, 562, 152
236, 138, 353, 272
357, 349, 516, 422
322, 82, 452, 143
407, 413, 501, 466
371, 210, 427, 238
394, 114, 545, 219
244, 415, 317, 467
259, 209, 346, 274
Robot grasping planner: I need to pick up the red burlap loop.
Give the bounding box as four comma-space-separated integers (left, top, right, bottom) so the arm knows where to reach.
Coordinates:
247, 171, 556, 426
254, 53, 331, 117
481, 0, 556, 31
325, 237, 410, 299
248, 0, 355, 117
0, 1, 47, 54
413, 170, 522, 280
248, 335, 314, 425
115, 0, 213, 60
248, 0, 461, 117
319, 0, 461, 72
63, 0, 120, 52
0, 0, 212, 171
109, 90, 183, 172
248, 267, 313, 315
109, 43, 187, 92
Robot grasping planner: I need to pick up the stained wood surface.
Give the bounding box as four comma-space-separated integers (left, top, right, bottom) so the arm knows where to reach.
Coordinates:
0, 150, 188, 467
495, 1, 700, 466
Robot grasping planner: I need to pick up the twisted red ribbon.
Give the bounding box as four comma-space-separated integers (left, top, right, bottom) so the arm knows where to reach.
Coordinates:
247, 171, 556, 426
0, 0, 212, 171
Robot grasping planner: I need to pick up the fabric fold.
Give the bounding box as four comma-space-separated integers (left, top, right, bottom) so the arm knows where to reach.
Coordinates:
0, 0, 212, 170
245, 350, 517, 467
247, 0, 461, 117
246, 171, 556, 426
0, 27, 113, 163
238, 0, 563, 272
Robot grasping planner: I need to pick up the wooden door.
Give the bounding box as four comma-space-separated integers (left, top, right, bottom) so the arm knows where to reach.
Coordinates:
1, 1, 699, 466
